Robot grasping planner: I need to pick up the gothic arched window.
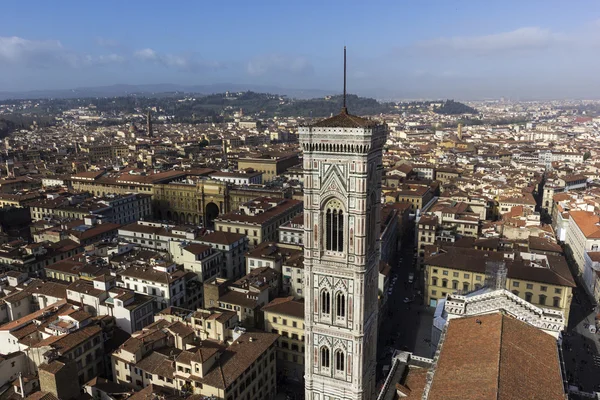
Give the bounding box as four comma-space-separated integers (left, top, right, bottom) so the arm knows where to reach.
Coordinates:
335, 350, 345, 372
325, 199, 344, 252
320, 346, 330, 368
336, 292, 346, 317
321, 290, 331, 314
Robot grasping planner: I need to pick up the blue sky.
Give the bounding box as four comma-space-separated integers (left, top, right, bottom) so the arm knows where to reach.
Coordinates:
1, 0, 600, 99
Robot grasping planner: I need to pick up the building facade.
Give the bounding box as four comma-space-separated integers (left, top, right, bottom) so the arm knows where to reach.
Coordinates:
300, 108, 385, 400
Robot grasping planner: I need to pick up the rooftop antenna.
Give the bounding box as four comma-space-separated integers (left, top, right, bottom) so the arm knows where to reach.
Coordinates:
342, 46, 347, 114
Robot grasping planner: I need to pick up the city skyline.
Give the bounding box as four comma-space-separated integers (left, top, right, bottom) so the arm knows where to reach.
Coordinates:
1, 1, 600, 99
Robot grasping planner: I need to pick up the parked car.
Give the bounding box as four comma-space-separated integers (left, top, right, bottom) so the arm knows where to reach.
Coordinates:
403, 297, 414, 303
408, 273, 414, 284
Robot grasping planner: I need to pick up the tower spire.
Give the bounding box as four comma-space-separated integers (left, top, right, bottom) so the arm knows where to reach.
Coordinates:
342, 46, 347, 114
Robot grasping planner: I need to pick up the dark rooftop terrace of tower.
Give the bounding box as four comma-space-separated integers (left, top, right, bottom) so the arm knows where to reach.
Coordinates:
309, 109, 379, 129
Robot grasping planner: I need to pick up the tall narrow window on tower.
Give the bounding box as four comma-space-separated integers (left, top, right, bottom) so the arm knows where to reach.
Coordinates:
325, 199, 344, 252
336, 292, 346, 317
321, 290, 331, 314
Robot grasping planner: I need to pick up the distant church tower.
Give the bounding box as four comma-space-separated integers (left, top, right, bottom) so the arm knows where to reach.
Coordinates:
300, 47, 386, 400
147, 109, 153, 137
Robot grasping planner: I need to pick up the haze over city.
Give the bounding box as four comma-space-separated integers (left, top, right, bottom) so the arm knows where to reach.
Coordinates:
1, 0, 600, 99
2, 3, 600, 400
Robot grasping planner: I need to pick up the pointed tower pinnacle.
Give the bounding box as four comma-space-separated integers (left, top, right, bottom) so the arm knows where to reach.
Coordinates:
342, 46, 347, 114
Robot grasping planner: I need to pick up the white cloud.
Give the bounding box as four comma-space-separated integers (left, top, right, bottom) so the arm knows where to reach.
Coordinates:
134, 48, 222, 71
247, 54, 313, 76
0, 36, 65, 66
415, 27, 567, 55
0, 36, 125, 68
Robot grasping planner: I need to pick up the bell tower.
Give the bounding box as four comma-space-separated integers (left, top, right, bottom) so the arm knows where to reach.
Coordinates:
300, 47, 386, 400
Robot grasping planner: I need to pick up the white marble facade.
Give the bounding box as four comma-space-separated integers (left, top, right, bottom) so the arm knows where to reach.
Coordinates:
300, 111, 387, 400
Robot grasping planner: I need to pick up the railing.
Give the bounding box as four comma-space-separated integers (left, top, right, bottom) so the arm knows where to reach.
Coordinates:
377, 353, 400, 400
422, 323, 448, 400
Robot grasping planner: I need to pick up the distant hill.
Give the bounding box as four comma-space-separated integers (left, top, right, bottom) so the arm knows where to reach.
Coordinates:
0, 91, 479, 125
0, 83, 334, 101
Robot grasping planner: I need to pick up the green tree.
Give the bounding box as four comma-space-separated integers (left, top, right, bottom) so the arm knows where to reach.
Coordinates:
584, 151, 591, 161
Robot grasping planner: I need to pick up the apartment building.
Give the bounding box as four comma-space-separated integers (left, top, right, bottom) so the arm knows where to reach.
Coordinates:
215, 198, 303, 247
565, 210, 600, 275
423, 247, 575, 322
111, 321, 279, 400
278, 214, 304, 246
117, 260, 187, 311
204, 267, 279, 328
237, 152, 299, 182
262, 296, 305, 382
66, 277, 154, 334
196, 231, 248, 280
155, 306, 239, 342
0, 239, 83, 276
385, 184, 433, 211
210, 170, 263, 185
118, 221, 197, 252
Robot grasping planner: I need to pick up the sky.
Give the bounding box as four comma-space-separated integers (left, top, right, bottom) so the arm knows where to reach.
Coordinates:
1, 0, 600, 99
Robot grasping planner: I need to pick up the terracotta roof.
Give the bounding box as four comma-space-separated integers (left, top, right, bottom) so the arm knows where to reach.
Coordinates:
425, 247, 575, 287
310, 110, 379, 128
184, 243, 212, 256
569, 210, 600, 238
200, 331, 278, 389
261, 296, 304, 319
198, 231, 247, 246
528, 236, 563, 254
427, 313, 565, 400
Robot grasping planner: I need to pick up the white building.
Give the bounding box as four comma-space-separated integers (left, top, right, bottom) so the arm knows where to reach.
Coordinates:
300, 104, 386, 400
209, 170, 263, 185
565, 210, 600, 274
278, 214, 304, 245
118, 221, 196, 252
117, 260, 187, 310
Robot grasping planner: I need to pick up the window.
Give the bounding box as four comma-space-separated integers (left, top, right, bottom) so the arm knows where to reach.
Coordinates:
540, 286, 547, 292
335, 350, 345, 372
553, 297, 560, 307
432, 290, 437, 295
321, 290, 331, 314
433, 269, 438, 274
292, 321, 297, 328
463, 283, 469, 292
512, 290, 519, 296
272, 317, 277, 323
526, 283, 533, 290
476, 275, 482, 281
452, 280, 458, 290
525, 292, 533, 302
463, 273, 470, 279
453, 272, 459, 278
325, 200, 344, 252
432, 277, 438, 286
336, 292, 346, 317
555, 288, 562, 294
320, 347, 330, 368
442, 271, 448, 276
442, 279, 448, 288
513, 281, 520, 287
539, 295, 547, 305
282, 319, 287, 325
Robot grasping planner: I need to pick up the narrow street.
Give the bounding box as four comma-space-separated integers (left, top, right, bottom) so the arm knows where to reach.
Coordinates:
563, 278, 600, 393
376, 228, 433, 385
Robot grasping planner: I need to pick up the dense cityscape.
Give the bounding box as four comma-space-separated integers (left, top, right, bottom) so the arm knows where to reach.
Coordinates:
0, 88, 599, 400
2, 1, 600, 399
